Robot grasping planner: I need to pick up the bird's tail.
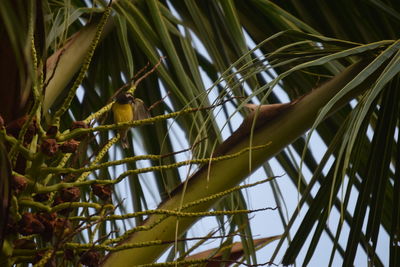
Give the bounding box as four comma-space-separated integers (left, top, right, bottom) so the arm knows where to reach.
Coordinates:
119, 129, 130, 149
121, 137, 129, 149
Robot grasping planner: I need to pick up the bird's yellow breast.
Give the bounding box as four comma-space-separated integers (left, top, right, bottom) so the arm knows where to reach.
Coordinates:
112, 103, 134, 123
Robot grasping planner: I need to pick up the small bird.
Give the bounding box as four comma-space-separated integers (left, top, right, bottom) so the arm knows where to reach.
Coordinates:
112, 92, 150, 149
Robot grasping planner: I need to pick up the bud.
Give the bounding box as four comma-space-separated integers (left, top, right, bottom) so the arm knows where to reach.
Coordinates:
79, 250, 100, 267
91, 184, 112, 201
40, 139, 58, 156
52, 196, 72, 215
6, 115, 38, 145
59, 139, 80, 153
71, 121, 89, 130
60, 187, 81, 202
53, 218, 72, 238
62, 173, 77, 182
70, 121, 90, 140
12, 175, 28, 194
36, 212, 56, 241
18, 213, 45, 236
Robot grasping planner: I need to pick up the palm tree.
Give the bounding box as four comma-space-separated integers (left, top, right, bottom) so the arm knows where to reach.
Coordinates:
1, 1, 399, 266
